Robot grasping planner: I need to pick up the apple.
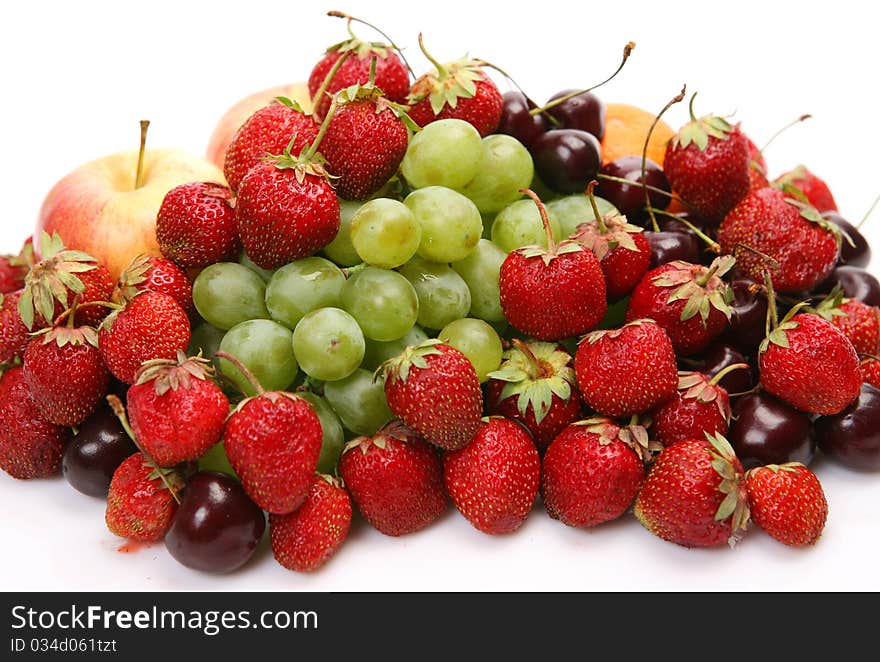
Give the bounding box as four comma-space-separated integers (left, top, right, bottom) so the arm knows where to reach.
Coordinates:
205, 82, 312, 169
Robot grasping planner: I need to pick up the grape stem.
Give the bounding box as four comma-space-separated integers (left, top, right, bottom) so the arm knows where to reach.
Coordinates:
215, 351, 265, 396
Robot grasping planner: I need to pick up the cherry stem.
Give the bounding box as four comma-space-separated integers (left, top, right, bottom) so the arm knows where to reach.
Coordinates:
520, 188, 556, 253
584, 181, 609, 234
688, 92, 699, 122
529, 41, 635, 116
311, 49, 352, 111
734, 242, 780, 269
105, 394, 181, 505
327, 10, 416, 79
509, 338, 542, 377
859, 353, 880, 364
759, 114, 812, 155
418, 33, 447, 79
644, 84, 687, 231
695, 263, 721, 288
597, 173, 695, 211
709, 363, 750, 387
303, 97, 339, 162
628, 414, 640, 427
857, 193, 880, 229
648, 208, 721, 252
762, 269, 779, 336
134, 120, 149, 190
728, 385, 761, 399
215, 351, 265, 396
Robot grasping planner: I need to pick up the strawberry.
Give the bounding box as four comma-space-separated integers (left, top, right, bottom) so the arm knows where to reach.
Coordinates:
22, 319, 109, 426
746, 462, 827, 546
406, 36, 502, 137
634, 432, 750, 548
773, 165, 837, 212
862, 357, 880, 388
811, 287, 880, 355
105, 451, 182, 542
0, 239, 33, 294
222, 99, 319, 193
114, 255, 192, 313
0, 291, 30, 365
499, 191, 607, 341
746, 135, 769, 192
318, 83, 411, 200
338, 421, 446, 536
663, 97, 751, 224
625, 256, 735, 355
19, 231, 114, 330
220, 352, 322, 514
381, 340, 482, 451
98, 291, 191, 384
0, 366, 68, 479
575, 319, 678, 417
718, 187, 841, 293
443, 417, 540, 535
127, 352, 229, 467
541, 418, 651, 528
485, 339, 582, 452
270, 474, 352, 572
156, 182, 240, 268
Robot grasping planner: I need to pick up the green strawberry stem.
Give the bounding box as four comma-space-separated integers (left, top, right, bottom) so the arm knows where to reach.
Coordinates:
648, 208, 721, 252
708, 362, 750, 387
858, 193, 879, 229
695, 262, 722, 288
417, 33, 448, 80
134, 120, 149, 190
687, 92, 699, 123
758, 114, 811, 154
509, 338, 546, 378
529, 41, 635, 117
52, 299, 121, 327
642, 84, 687, 231
327, 10, 415, 78
303, 97, 339, 162
311, 49, 353, 110
215, 351, 265, 396
520, 188, 557, 254
584, 180, 609, 234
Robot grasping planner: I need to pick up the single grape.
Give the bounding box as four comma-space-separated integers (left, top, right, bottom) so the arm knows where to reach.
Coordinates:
401, 119, 483, 190
453, 239, 509, 323
218, 319, 298, 396
361, 325, 430, 371
546, 194, 619, 239
459, 134, 534, 214
350, 198, 422, 268
438, 318, 503, 382
292, 307, 365, 382
240, 252, 276, 282
405, 187, 483, 263
398, 256, 472, 331
323, 199, 364, 267
491, 198, 561, 252
323, 368, 394, 436
193, 262, 269, 330
199, 442, 237, 477
188, 321, 225, 363
298, 392, 345, 474
265, 257, 346, 329
340, 266, 419, 341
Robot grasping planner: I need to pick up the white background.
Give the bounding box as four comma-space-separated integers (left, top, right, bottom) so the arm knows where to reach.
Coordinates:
1, 0, 878, 591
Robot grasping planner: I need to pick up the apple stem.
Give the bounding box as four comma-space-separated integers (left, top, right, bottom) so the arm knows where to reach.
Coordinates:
584, 181, 609, 234
758, 114, 812, 155
520, 188, 556, 253
643, 84, 687, 232
134, 120, 149, 190
215, 351, 265, 396
311, 50, 353, 112
418, 33, 448, 80
327, 10, 416, 79
709, 363, 750, 387
857, 193, 880, 229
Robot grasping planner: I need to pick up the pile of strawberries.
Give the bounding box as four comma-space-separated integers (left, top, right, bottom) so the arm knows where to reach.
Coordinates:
0, 12, 878, 575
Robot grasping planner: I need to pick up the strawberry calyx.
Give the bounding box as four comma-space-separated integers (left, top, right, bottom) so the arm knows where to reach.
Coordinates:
267, 92, 344, 183
570, 180, 645, 260
32, 323, 99, 350
704, 431, 749, 535
583, 318, 656, 345
808, 285, 850, 322
572, 417, 620, 444
651, 255, 735, 324
378, 338, 444, 384
407, 34, 488, 115
758, 270, 811, 355
342, 422, 414, 456
134, 350, 215, 396
744, 461, 806, 481
676, 369, 739, 420
779, 184, 850, 248
318, 472, 345, 490
333, 80, 421, 132
673, 93, 734, 151
517, 189, 584, 266
617, 415, 662, 462
113, 254, 154, 304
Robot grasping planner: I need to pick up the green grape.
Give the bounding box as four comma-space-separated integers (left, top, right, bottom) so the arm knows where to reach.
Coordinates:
547, 194, 619, 239
323, 368, 394, 436
481, 212, 496, 239
398, 256, 471, 331
192, 262, 270, 330
400, 119, 483, 190
187, 321, 225, 362
292, 307, 365, 382
198, 442, 237, 477
298, 392, 345, 474
323, 199, 363, 267
459, 134, 534, 213
529, 173, 559, 204
240, 252, 276, 282
438, 318, 503, 382
405, 187, 483, 263
452, 239, 507, 323
340, 266, 419, 341
218, 319, 298, 396
265, 257, 346, 329
491, 199, 562, 252
350, 198, 422, 268
361, 325, 430, 371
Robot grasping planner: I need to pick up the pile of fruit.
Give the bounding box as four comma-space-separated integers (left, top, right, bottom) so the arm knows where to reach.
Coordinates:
2, 11, 879, 574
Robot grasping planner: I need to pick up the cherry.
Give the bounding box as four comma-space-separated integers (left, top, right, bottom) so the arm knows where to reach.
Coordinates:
723, 277, 769, 353
814, 383, 880, 471
531, 129, 602, 194
62, 403, 137, 497
597, 156, 670, 218
817, 265, 880, 306
165, 471, 266, 574
497, 91, 550, 151
687, 343, 754, 394
727, 392, 816, 469
824, 212, 871, 268
544, 89, 605, 140
644, 230, 701, 268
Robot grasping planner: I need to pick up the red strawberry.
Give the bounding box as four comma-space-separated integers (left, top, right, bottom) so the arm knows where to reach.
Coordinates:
499, 190, 607, 341
338, 421, 446, 536
663, 98, 751, 224
127, 352, 229, 467
23, 321, 109, 426
774, 165, 837, 212
156, 182, 240, 268
542, 418, 651, 528
105, 451, 181, 542
746, 135, 769, 191
443, 417, 540, 535
811, 287, 880, 355
382, 340, 482, 451
270, 474, 352, 572
114, 255, 192, 313
98, 291, 191, 384
0, 291, 30, 365
634, 432, 750, 548
718, 187, 841, 293
625, 256, 735, 355
0, 240, 33, 294
223, 99, 319, 192
220, 352, 322, 514
19, 231, 114, 330
0, 366, 68, 479
485, 339, 582, 452
746, 462, 827, 546
575, 319, 678, 417
406, 36, 502, 137
862, 357, 880, 388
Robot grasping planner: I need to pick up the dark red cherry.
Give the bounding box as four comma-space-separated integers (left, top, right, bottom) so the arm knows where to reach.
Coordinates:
497, 91, 550, 150
687, 343, 755, 394
727, 392, 816, 470
165, 471, 266, 574
644, 230, 701, 267
532, 129, 602, 194
545, 90, 605, 140
723, 277, 769, 353
824, 212, 871, 268
597, 156, 670, 218
815, 383, 880, 471
817, 266, 880, 306
62, 403, 137, 497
